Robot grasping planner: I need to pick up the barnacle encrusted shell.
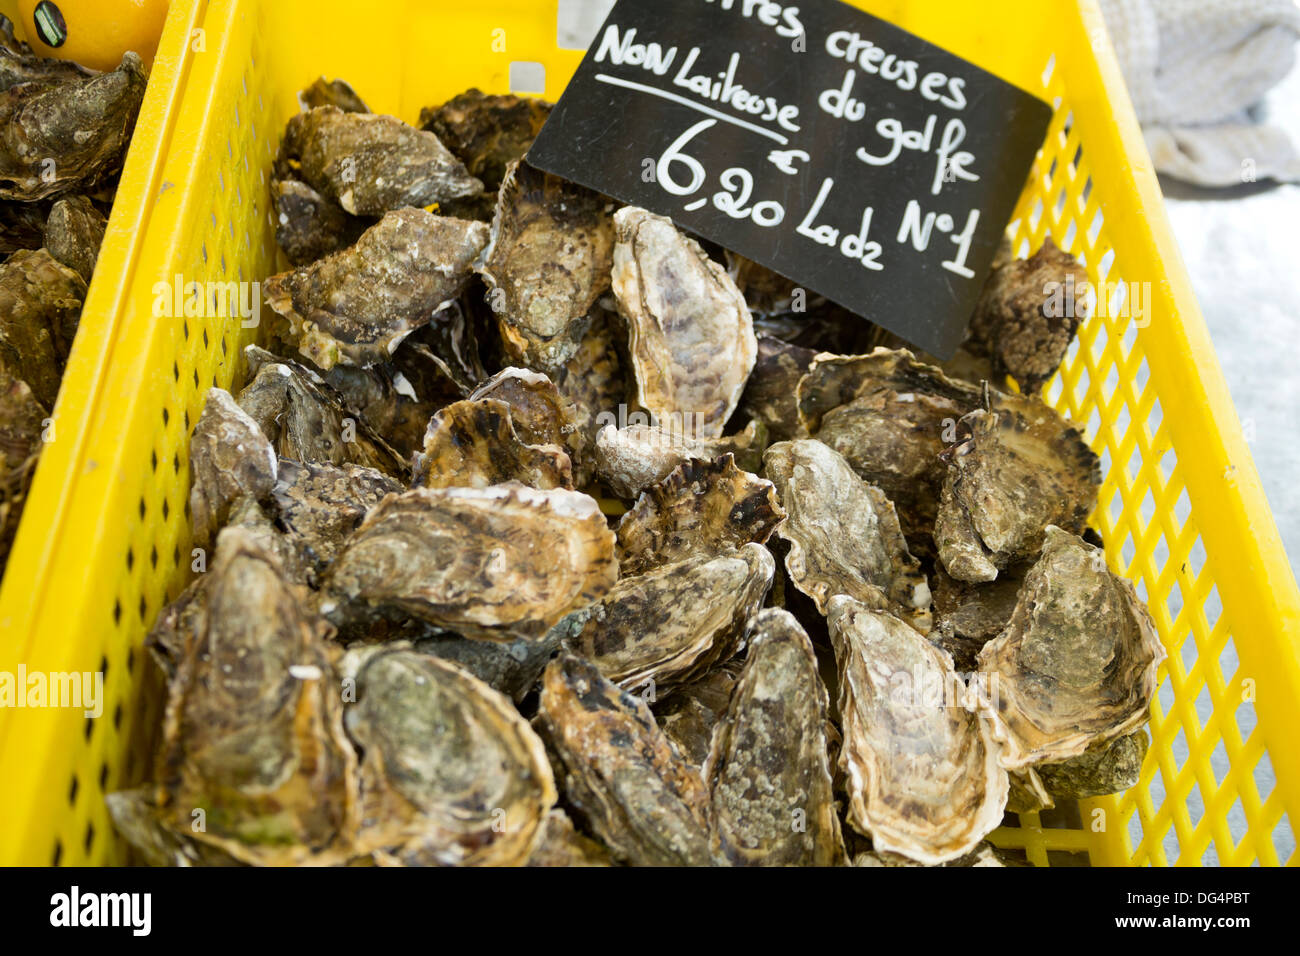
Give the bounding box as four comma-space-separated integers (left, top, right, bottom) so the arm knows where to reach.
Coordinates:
478, 161, 615, 371
615, 455, 784, 574
412, 397, 574, 491
593, 419, 765, 498
538, 653, 714, 866
324, 484, 617, 642
342, 645, 555, 866
796, 349, 981, 548
974, 526, 1165, 769
189, 388, 277, 550
740, 335, 816, 443
236, 347, 407, 478
156, 524, 355, 866
935, 392, 1101, 582
271, 458, 402, 578
827, 596, 1008, 865
765, 439, 931, 633
611, 206, 756, 438
705, 609, 845, 866
559, 544, 774, 692
282, 106, 481, 215
264, 208, 488, 370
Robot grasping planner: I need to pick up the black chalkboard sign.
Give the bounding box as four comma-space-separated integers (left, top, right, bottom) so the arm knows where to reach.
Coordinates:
528, 0, 1052, 358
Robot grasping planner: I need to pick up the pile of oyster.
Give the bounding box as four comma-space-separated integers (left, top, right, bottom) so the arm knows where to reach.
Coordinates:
0, 16, 147, 574
108, 78, 1165, 867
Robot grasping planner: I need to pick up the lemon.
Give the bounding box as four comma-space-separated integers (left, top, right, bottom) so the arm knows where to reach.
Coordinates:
16, 0, 167, 72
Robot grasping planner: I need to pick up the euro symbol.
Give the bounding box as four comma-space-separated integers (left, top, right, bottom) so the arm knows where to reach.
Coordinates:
767, 149, 810, 174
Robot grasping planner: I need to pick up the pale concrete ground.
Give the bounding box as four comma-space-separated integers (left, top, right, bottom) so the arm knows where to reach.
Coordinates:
553, 0, 1296, 863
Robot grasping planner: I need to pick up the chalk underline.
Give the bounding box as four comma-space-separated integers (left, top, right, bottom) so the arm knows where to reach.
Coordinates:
593, 73, 790, 145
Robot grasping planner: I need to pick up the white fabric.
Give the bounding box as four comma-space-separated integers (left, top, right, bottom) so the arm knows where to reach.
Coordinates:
1098, 0, 1300, 185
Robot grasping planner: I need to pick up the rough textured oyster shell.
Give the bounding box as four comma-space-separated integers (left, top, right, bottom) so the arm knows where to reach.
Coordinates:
236, 348, 406, 477
705, 609, 845, 866
796, 349, 981, 550
413, 627, 561, 704
928, 564, 1026, 671
271, 177, 370, 267
0, 362, 45, 573
105, 789, 244, 867
325, 484, 617, 642
319, 357, 449, 461
559, 544, 774, 692
420, 89, 551, 192
155, 524, 355, 866
538, 653, 714, 866
1035, 729, 1150, 800
0, 246, 86, 408
549, 304, 625, 467
342, 645, 555, 866
281, 106, 481, 215
271, 458, 402, 578
479, 161, 615, 371
298, 77, 370, 113
526, 809, 614, 867
725, 252, 803, 316
593, 419, 765, 498
974, 526, 1165, 769
853, 844, 1007, 867
935, 392, 1101, 582
615, 455, 784, 574
264, 208, 488, 370
827, 596, 1008, 865
765, 439, 931, 633
189, 388, 277, 550
411, 397, 574, 491
740, 335, 816, 443
44, 194, 105, 282
611, 206, 756, 437
969, 239, 1084, 391
0, 52, 147, 200
654, 662, 742, 766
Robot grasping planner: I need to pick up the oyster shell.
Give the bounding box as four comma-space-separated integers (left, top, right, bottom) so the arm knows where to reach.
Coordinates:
411, 397, 574, 491
764, 439, 931, 633
264, 208, 488, 369
593, 419, 765, 498
705, 609, 845, 866
271, 177, 370, 267
105, 789, 244, 867
725, 252, 803, 316
615, 455, 784, 574
0, 247, 86, 408
853, 844, 1006, 867
155, 523, 355, 866
44, 194, 105, 282
827, 595, 1008, 865
538, 653, 714, 866
271, 458, 402, 578
413, 627, 561, 703
526, 809, 614, 867
969, 239, 1084, 391
342, 645, 555, 866
479, 161, 615, 371
188, 388, 278, 550
611, 206, 756, 437
1034, 729, 1150, 800
469, 367, 580, 451
928, 564, 1026, 671
653, 662, 742, 766
420, 89, 551, 192
935, 392, 1100, 582
298, 77, 370, 113
549, 304, 626, 465
0, 363, 45, 573
0, 52, 147, 200
324, 484, 617, 642
974, 526, 1165, 769
559, 544, 774, 692
403, 299, 488, 397
319, 358, 450, 461
281, 106, 481, 215
796, 349, 981, 550
740, 335, 816, 443
236, 348, 407, 477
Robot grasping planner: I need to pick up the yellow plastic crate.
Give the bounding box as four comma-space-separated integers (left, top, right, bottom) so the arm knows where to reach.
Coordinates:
1, 0, 1297, 867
